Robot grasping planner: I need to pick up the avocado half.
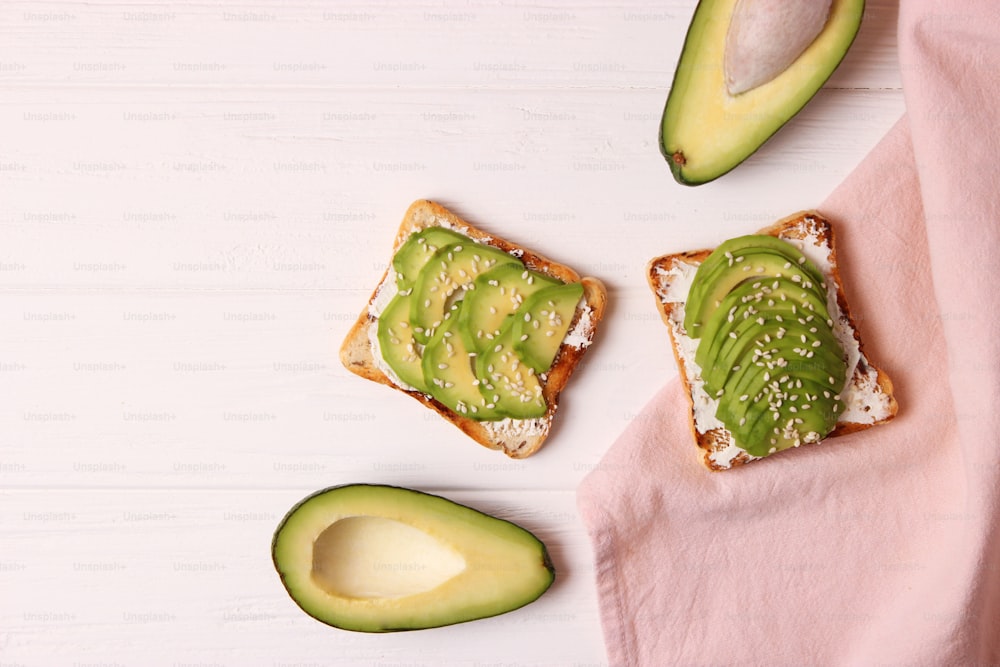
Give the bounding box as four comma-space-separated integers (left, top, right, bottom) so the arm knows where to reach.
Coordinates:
272, 484, 555, 632
660, 0, 865, 185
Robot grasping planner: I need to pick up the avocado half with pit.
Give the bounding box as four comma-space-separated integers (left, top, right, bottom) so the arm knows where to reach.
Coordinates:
660, 0, 865, 185
272, 484, 555, 632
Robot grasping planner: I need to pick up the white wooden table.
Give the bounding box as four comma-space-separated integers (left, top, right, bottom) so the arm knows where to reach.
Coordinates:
1, 2, 903, 665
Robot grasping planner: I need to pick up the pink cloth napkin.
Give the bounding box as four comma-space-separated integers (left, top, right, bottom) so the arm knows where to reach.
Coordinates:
578, 1, 1000, 664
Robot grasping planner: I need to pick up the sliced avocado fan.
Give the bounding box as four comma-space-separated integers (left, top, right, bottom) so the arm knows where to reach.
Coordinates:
378, 228, 586, 422
686, 234, 848, 457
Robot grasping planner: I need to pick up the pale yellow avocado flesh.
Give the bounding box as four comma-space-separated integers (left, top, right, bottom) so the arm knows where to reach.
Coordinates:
272, 484, 555, 632
660, 0, 864, 185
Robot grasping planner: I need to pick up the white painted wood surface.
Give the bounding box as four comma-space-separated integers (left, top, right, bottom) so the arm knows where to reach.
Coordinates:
1, 2, 903, 665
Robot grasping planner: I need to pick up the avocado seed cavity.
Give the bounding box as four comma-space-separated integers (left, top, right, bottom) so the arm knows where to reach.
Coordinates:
311, 516, 467, 599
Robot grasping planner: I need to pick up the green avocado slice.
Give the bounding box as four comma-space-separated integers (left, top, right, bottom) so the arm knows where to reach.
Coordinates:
733, 377, 843, 457
660, 0, 865, 185
272, 484, 555, 632
421, 302, 505, 421
476, 319, 547, 420
392, 227, 471, 291
686, 234, 826, 321
686, 238, 827, 337
410, 242, 521, 344
716, 344, 845, 428
377, 291, 429, 393
458, 263, 559, 354
694, 275, 832, 376
702, 312, 843, 395
719, 336, 847, 417
512, 282, 585, 374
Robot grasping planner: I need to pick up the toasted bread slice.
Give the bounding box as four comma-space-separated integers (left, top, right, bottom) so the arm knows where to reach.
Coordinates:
341, 200, 608, 459
647, 211, 897, 470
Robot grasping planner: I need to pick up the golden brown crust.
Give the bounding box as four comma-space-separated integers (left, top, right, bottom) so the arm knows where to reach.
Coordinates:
340, 200, 607, 458
647, 210, 898, 470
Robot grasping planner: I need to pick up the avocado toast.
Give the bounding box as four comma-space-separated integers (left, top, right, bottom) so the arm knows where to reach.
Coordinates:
341, 200, 608, 458
647, 211, 897, 469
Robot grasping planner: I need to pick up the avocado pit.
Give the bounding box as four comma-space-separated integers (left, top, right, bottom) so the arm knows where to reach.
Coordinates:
724, 0, 833, 95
